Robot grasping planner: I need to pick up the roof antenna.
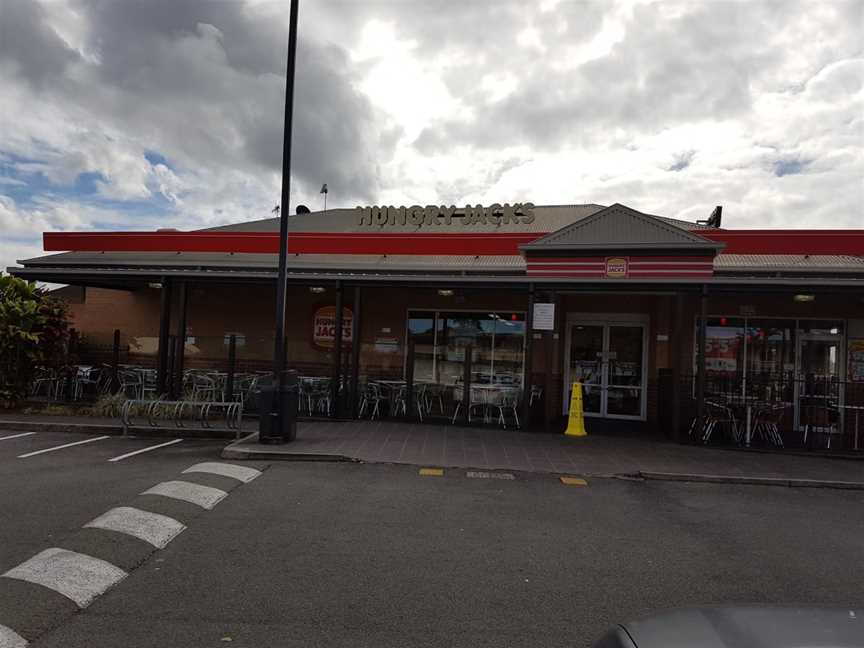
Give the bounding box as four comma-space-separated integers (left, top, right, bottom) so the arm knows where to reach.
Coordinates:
697, 205, 722, 228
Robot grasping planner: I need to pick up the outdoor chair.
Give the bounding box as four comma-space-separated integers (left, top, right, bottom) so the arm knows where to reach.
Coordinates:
358, 382, 386, 420
310, 379, 332, 416
393, 384, 426, 422
529, 385, 543, 407
190, 373, 218, 402
752, 402, 786, 448
31, 368, 61, 400
699, 400, 740, 445
423, 382, 446, 416
118, 369, 143, 399
488, 387, 521, 429
804, 403, 842, 449
72, 366, 100, 401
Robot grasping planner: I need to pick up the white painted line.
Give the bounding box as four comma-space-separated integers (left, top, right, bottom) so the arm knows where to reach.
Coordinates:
108, 438, 183, 462
141, 480, 227, 510
0, 432, 36, 442
182, 462, 261, 484
2, 548, 127, 608
17, 435, 111, 458
84, 506, 186, 549
0, 623, 27, 648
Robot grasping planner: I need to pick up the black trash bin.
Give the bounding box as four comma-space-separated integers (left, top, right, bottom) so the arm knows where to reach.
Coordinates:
258, 370, 298, 443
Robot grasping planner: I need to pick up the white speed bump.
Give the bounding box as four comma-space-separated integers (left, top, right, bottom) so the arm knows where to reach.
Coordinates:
84, 507, 186, 549
141, 480, 227, 510
182, 462, 261, 484
2, 548, 127, 608
0, 623, 27, 648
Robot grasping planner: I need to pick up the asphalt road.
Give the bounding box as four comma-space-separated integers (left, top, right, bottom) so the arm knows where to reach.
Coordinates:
1, 434, 863, 648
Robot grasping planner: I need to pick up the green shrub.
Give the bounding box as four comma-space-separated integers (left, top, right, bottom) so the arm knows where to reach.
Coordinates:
0, 273, 71, 408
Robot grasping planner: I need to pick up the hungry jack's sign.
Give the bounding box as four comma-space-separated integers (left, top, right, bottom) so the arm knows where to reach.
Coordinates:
356, 203, 535, 228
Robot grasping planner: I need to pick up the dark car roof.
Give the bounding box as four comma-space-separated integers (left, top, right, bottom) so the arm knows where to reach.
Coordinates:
596, 607, 863, 648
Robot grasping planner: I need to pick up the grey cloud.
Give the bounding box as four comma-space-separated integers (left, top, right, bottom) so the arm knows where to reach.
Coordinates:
773, 157, 812, 177
0, 0, 79, 86
3, 0, 388, 204
668, 150, 696, 172
413, 1, 799, 153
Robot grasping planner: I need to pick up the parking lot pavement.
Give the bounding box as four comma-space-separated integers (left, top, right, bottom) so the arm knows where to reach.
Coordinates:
0, 431, 228, 575
0, 430, 268, 646
14, 461, 864, 648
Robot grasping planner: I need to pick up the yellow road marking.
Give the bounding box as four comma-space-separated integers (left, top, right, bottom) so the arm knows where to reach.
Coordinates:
419, 467, 444, 477
560, 476, 588, 486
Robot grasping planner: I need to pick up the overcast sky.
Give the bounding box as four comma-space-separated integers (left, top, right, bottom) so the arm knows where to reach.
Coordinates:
1, 0, 863, 271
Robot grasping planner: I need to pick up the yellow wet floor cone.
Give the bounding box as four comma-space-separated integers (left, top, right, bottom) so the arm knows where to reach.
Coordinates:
564, 382, 587, 437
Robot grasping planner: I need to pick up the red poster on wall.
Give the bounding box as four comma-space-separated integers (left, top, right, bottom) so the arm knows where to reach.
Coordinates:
312, 306, 353, 349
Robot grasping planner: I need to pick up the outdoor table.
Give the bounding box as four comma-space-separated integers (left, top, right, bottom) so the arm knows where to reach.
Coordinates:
838, 404, 864, 450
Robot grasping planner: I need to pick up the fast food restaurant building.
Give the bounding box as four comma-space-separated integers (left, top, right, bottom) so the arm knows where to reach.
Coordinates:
10, 202, 864, 442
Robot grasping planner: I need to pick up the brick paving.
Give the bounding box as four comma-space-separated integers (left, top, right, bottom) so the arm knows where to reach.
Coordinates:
228, 420, 864, 482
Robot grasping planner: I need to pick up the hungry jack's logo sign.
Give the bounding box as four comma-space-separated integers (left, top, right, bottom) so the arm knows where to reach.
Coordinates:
605, 257, 629, 278
356, 203, 535, 228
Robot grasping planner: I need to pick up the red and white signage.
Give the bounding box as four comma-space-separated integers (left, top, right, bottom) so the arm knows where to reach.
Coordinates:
312, 306, 353, 349
605, 257, 629, 278
526, 256, 715, 279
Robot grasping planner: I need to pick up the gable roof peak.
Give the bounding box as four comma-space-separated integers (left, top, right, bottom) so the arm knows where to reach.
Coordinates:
521, 202, 724, 253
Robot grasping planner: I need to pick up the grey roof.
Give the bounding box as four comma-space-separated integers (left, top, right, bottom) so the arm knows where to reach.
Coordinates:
715, 254, 864, 273
203, 203, 706, 235
521, 203, 723, 252
10, 264, 864, 289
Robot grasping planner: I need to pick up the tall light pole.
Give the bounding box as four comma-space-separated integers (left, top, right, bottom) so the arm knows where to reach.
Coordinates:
267, 0, 300, 441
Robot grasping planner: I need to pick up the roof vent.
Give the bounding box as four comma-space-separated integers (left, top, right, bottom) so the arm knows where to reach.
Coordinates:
296, 205, 311, 215
696, 206, 722, 228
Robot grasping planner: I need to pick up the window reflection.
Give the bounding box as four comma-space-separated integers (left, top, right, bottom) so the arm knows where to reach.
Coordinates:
407, 310, 525, 386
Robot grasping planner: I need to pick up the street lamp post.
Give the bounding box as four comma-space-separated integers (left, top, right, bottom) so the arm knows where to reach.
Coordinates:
265, 0, 300, 442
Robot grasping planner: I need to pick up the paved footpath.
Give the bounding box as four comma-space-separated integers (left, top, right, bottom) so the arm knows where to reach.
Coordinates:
225, 420, 864, 485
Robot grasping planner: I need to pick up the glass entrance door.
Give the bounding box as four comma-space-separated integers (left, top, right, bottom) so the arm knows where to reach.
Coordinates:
795, 331, 843, 431
567, 325, 604, 415
566, 320, 647, 420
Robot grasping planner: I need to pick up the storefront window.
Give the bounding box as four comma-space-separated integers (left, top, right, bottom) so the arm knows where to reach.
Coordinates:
703, 317, 745, 379
407, 310, 525, 387
745, 319, 795, 378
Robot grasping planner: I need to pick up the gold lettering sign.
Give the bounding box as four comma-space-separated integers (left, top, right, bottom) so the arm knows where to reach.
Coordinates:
355, 203, 535, 228
605, 257, 629, 278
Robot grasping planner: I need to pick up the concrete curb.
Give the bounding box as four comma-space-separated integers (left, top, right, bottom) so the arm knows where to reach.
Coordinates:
638, 471, 864, 490
220, 445, 359, 462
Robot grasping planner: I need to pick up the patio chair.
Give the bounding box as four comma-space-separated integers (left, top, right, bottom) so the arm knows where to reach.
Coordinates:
310, 379, 332, 416
31, 368, 60, 400
423, 383, 446, 416
190, 373, 217, 402
118, 369, 143, 399
700, 400, 739, 445
393, 384, 426, 422
529, 385, 543, 407
72, 366, 100, 401
804, 403, 842, 449
358, 382, 386, 420
488, 387, 521, 429
752, 402, 786, 448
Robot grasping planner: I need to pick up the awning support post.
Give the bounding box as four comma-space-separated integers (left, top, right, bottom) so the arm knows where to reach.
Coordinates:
331, 281, 344, 418
349, 286, 362, 418
695, 286, 708, 435
171, 281, 189, 400
156, 278, 173, 397
522, 284, 535, 429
